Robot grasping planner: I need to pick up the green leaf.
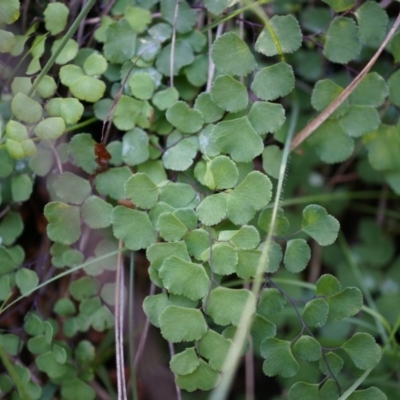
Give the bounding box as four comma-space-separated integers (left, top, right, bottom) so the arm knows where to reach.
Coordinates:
94, 167, 132, 200
143, 293, 170, 328
166, 101, 203, 133
302, 298, 329, 328
0, 0, 20, 25
201, 243, 237, 275
341, 333, 381, 370
210, 75, 248, 113
163, 137, 198, 171
153, 87, 179, 110
236, 249, 262, 279
147, 241, 191, 271
34, 117, 65, 140
258, 207, 289, 235
159, 256, 210, 300
316, 274, 341, 296
128, 72, 155, 101
388, 69, 400, 107
211, 32, 256, 76
24, 313, 44, 335
288, 382, 318, 400
125, 173, 158, 209
319, 352, 344, 375
213, 117, 263, 162
69, 76, 106, 103
185, 229, 210, 260
311, 79, 349, 118
81, 196, 113, 229
389, 31, 400, 63
160, 0, 196, 34
0, 212, 23, 246
322, 0, 355, 12
0, 30, 15, 53
52, 38, 79, 65
250, 314, 276, 351
204, 0, 239, 15
301, 205, 340, 246
159, 305, 207, 342
15, 268, 39, 295
60, 64, 84, 86
159, 182, 197, 208
83, 53, 108, 76
112, 206, 156, 250
194, 93, 224, 124
53, 172, 91, 205
125, 5, 152, 33
122, 128, 149, 166
221, 225, 260, 250
355, 1, 388, 47
28, 335, 51, 354
35, 75, 57, 98
54, 298, 76, 317
339, 105, 380, 137
104, 19, 136, 63
319, 379, 340, 400
249, 102, 285, 136
293, 336, 322, 362
206, 156, 238, 190
260, 338, 299, 377
284, 239, 311, 273
258, 288, 286, 317
347, 387, 387, 400
170, 348, 200, 376
0, 334, 22, 356
349, 72, 388, 107
44, 2, 69, 35
70, 277, 98, 300
196, 193, 227, 226
255, 15, 302, 56
44, 202, 81, 245
328, 287, 363, 321
5, 120, 28, 142
251, 62, 295, 101
324, 17, 361, 64
227, 171, 272, 225
198, 330, 233, 371
155, 40, 194, 76
11, 174, 33, 202
11, 93, 42, 124
61, 378, 95, 400
206, 287, 255, 326
68, 133, 97, 174
176, 359, 220, 392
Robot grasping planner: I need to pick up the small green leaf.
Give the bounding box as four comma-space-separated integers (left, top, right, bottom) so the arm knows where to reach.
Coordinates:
160, 182, 197, 208
159, 305, 207, 342
255, 15, 302, 56
207, 156, 238, 190
156, 40, 194, 76
319, 379, 340, 400
44, 202, 81, 245
388, 69, 400, 107
301, 205, 340, 246
147, 242, 191, 271
176, 359, 220, 392
34, 117, 65, 140
0, 334, 23, 356
125, 173, 158, 209
204, 0, 239, 15
94, 167, 132, 200
44, 2, 69, 35
322, 0, 355, 12
227, 171, 272, 225
260, 338, 299, 377
69, 76, 106, 103
104, 19, 136, 64
81, 196, 113, 229
316, 274, 341, 296
251, 62, 295, 101
162, 137, 198, 171
61, 378, 95, 400
70, 276, 98, 301
250, 314, 276, 351
258, 207, 289, 235
128, 72, 155, 100
206, 287, 255, 326
389, 31, 400, 63
35, 75, 57, 98
112, 206, 156, 250
302, 298, 329, 328
328, 287, 363, 321
153, 87, 179, 110
284, 239, 311, 273
5, 120, 28, 142
248, 102, 285, 136
15, 268, 39, 296
0, 0, 20, 25
160, 0, 196, 34
53, 172, 91, 205
236, 249, 261, 279
198, 330, 233, 371
69, 133, 97, 174
320, 352, 344, 375
54, 298, 76, 317
194, 93, 224, 124
293, 336, 322, 361
170, 348, 200, 376
185, 229, 210, 260
0, 212, 23, 246
210, 75, 248, 113
122, 128, 149, 166
24, 313, 44, 336
323, 17, 361, 64
11, 174, 33, 202
125, 6, 152, 33
213, 117, 263, 162
158, 213, 188, 241
221, 225, 260, 250
349, 72, 388, 107
341, 333, 381, 370
340, 105, 380, 137
0, 30, 15, 53
83, 53, 108, 76
347, 387, 387, 400
201, 243, 237, 275
11, 93, 42, 124
143, 293, 170, 328
166, 101, 204, 133
258, 288, 286, 317
211, 32, 256, 76
196, 193, 227, 226
355, 1, 388, 47
288, 382, 318, 400
52, 38, 78, 65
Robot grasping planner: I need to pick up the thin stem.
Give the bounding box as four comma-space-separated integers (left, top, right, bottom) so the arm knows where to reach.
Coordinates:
206, 21, 224, 92
170, 0, 180, 87
168, 341, 182, 400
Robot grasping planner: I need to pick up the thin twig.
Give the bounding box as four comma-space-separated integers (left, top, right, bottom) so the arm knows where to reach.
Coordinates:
170, 0, 180, 87
206, 22, 224, 92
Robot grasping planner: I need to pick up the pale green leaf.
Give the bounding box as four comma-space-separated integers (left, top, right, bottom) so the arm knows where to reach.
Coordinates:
125, 173, 158, 209
323, 17, 361, 64
158, 213, 188, 241
122, 128, 149, 166
322, 0, 355, 12
258, 207, 289, 235
147, 241, 190, 271
166, 101, 203, 133
201, 243, 237, 275
81, 196, 113, 229
170, 348, 200, 376
104, 19, 136, 63
236, 249, 261, 279
255, 15, 302, 56
156, 40, 194, 76
160, 0, 196, 34
207, 156, 238, 190
68, 133, 97, 174
221, 225, 260, 250
124, 6, 152, 33
11, 174, 33, 202
143, 293, 170, 328
185, 229, 210, 260
34, 117, 65, 140
5, 120, 28, 142
0, 0, 20, 25
176, 359, 220, 392
251, 62, 295, 101
342, 333, 381, 370
262, 145, 283, 179
53, 172, 91, 205
112, 206, 157, 250
340, 105, 380, 137
16, 268, 39, 295
83, 53, 108, 76
210, 75, 248, 113
159, 182, 197, 208
94, 167, 132, 200
44, 202, 81, 245
35, 75, 57, 98
349, 72, 388, 107
153, 87, 179, 110
206, 287, 255, 326
69, 76, 106, 103
301, 205, 340, 246
52, 38, 78, 65
213, 117, 264, 162
162, 137, 198, 171
284, 239, 311, 273
198, 330, 233, 371
44, 2, 69, 35
211, 32, 256, 76
128, 72, 155, 100
61, 378, 95, 400
196, 193, 227, 226
258, 288, 286, 317
320, 352, 344, 375
11, 93, 42, 124
260, 338, 299, 377
159, 305, 207, 342
204, 0, 239, 15
328, 287, 363, 321
249, 102, 285, 135
0, 30, 15, 53
0, 212, 23, 246
194, 93, 224, 124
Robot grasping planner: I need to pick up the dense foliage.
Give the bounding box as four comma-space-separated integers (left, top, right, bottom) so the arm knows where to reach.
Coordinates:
1, 0, 400, 399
